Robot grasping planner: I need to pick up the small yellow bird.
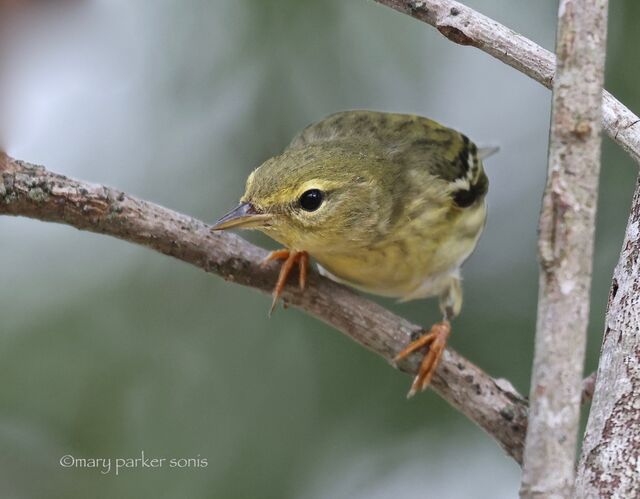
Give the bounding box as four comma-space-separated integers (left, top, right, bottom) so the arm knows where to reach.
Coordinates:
213, 110, 494, 397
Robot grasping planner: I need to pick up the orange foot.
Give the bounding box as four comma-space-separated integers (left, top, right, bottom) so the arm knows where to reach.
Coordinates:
393, 321, 451, 398
261, 249, 309, 315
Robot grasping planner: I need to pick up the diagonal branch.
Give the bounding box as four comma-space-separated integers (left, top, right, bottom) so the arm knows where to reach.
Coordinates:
0, 153, 529, 464
374, 0, 640, 166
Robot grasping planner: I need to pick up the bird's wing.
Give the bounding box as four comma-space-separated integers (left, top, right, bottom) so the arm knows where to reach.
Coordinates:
288, 110, 491, 207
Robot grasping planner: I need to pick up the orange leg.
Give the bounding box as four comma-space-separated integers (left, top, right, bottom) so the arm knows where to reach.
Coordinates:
261, 249, 309, 315
393, 321, 451, 398
261, 249, 290, 264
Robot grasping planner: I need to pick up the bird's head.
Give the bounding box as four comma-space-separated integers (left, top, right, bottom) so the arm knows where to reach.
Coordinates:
212, 144, 393, 253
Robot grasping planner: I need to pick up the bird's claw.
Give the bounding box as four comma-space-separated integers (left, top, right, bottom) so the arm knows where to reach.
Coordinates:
393, 321, 451, 398
263, 249, 309, 316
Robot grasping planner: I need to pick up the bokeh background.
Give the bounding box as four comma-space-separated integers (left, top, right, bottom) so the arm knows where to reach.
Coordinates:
1, 1, 639, 498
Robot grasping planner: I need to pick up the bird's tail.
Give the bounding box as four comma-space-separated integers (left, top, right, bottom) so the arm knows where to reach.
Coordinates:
478, 146, 500, 160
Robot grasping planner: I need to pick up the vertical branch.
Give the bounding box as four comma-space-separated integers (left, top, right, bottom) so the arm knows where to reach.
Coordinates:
521, 1, 608, 497
574, 174, 640, 497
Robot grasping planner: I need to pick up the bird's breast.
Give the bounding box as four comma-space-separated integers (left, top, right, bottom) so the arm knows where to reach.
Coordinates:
312, 201, 486, 301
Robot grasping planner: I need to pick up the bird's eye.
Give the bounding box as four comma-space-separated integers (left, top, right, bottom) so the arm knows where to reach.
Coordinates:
299, 189, 324, 212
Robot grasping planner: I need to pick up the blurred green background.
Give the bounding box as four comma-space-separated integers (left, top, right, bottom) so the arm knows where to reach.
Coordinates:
1, 1, 639, 498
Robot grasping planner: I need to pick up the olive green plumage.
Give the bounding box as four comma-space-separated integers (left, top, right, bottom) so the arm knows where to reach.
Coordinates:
222, 110, 492, 319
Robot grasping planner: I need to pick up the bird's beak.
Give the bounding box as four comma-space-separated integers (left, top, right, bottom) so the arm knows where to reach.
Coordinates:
211, 202, 272, 231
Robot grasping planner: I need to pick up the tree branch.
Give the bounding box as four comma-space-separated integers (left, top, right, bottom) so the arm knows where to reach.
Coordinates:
575, 172, 640, 497
520, 1, 608, 497
0, 153, 528, 463
374, 0, 640, 166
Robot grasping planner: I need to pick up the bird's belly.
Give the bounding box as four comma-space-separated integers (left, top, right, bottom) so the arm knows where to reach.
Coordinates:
317, 260, 454, 301
314, 243, 456, 300
313, 202, 486, 300
317, 257, 420, 298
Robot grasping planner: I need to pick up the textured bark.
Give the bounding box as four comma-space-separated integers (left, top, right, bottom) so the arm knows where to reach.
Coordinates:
374, 0, 640, 166
575, 174, 640, 498
520, 1, 608, 497
0, 153, 529, 463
